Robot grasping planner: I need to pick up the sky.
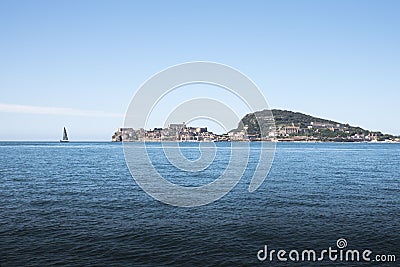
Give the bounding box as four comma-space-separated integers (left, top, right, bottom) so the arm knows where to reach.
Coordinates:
0, 0, 399, 140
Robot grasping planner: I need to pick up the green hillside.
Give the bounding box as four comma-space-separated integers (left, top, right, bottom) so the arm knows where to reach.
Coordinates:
231, 109, 397, 141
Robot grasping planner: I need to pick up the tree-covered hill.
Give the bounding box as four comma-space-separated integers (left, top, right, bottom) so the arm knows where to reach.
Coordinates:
231, 109, 397, 141
272, 109, 338, 127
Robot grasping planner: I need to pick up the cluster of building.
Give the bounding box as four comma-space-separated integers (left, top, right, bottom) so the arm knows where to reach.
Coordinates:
272, 122, 384, 142
112, 121, 399, 142
112, 123, 231, 142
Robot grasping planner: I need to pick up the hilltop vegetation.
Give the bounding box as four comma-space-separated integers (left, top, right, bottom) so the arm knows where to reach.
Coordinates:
273, 110, 339, 128
232, 109, 398, 142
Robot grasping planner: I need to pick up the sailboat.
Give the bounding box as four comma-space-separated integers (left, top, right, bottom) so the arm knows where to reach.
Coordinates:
60, 127, 69, 143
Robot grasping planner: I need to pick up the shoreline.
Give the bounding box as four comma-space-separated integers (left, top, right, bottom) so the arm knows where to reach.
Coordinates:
0, 140, 399, 144
114, 140, 400, 144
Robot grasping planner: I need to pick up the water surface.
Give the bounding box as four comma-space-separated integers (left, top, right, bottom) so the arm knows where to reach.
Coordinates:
0, 142, 399, 266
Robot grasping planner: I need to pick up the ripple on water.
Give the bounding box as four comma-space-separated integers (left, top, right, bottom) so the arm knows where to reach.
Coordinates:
0, 142, 399, 266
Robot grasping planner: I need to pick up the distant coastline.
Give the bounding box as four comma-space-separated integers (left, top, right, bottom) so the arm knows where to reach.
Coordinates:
112, 109, 400, 143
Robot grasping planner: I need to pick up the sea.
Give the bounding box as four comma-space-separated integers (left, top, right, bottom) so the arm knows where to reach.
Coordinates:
0, 142, 399, 266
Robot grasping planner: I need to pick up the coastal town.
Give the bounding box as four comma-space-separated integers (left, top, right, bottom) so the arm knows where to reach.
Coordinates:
112, 110, 400, 143
112, 123, 230, 142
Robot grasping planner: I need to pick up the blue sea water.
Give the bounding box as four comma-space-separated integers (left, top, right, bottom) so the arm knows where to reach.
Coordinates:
0, 142, 399, 266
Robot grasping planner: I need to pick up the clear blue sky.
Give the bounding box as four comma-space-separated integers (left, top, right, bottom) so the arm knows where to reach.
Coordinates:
1, 0, 399, 140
